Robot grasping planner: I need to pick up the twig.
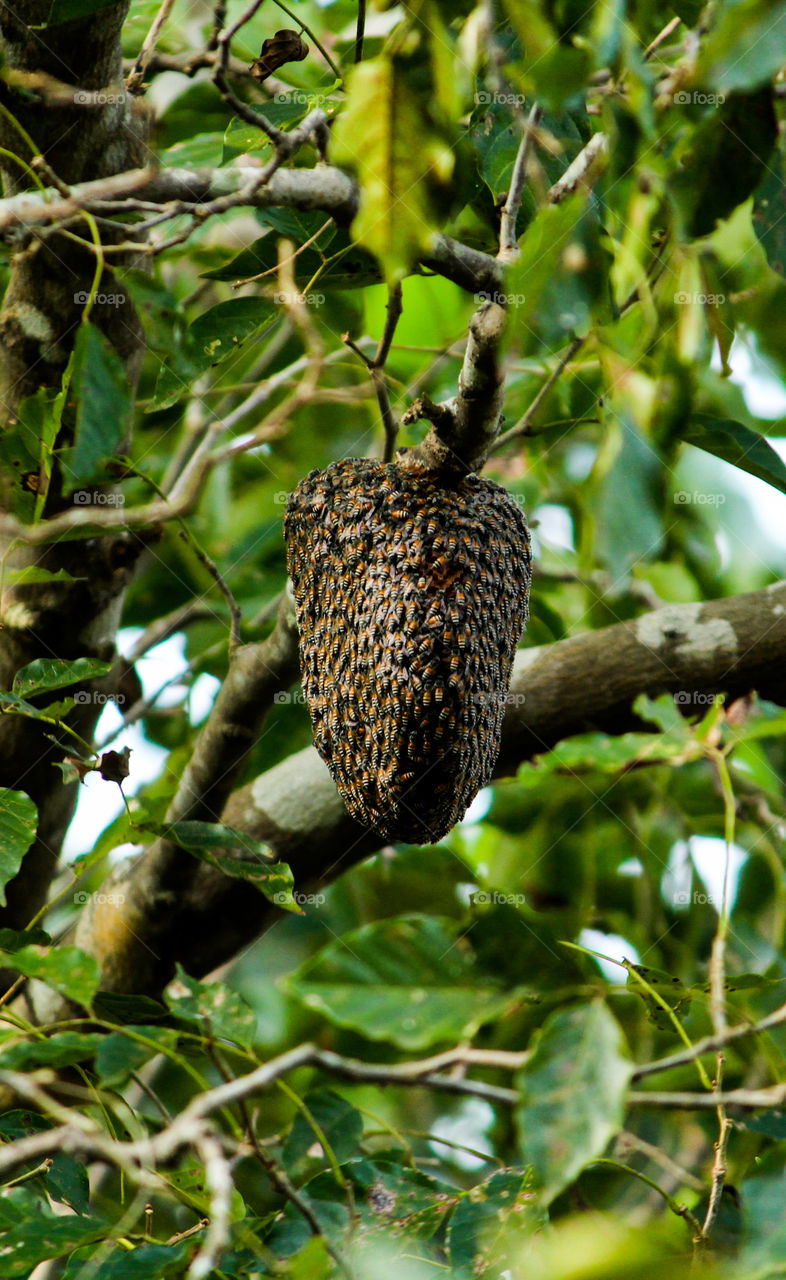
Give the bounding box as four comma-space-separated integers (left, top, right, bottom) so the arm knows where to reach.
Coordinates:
271, 0, 343, 82
490, 334, 585, 452
342, 282, 403, 460
400, 300, 508, 474
633, 1000, 786, 1081
700, 748, 737, 1242
498, 102, 541, 259
232, 216, 333, 288
616, 1130, 706, 1194
208, 0, 228, 50
190, 1133, 232, 1279
628, 1086, 786, 1110
355, 0, 366, 63
215, 0, 289, 144
643, 14, 682, 59
126, 0, 178, 95
547, 131, 608, 205
592, 1159, 704, 1238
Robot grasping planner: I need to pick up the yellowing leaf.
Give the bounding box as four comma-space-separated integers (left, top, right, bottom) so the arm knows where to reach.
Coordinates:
331, 56, 454, 281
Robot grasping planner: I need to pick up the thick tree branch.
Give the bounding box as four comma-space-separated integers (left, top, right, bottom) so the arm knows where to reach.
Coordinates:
400, 300, 507, 474
22, 578, 786, 1022
0, 165, 504, 297
0, 0, 149, 929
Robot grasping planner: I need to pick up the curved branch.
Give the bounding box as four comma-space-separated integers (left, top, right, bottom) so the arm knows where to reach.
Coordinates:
20, 577, 786, 1023
0, 165, 503, 296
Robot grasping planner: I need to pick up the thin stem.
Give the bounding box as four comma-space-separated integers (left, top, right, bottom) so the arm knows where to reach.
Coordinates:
271, 0, 343, 82
355, 0, 366, 63
126, 0, 178, 94
700, 746, 737, 1241
498, 102, 541, 258
490, 335, 585, 451
592, 1159, 704, 1239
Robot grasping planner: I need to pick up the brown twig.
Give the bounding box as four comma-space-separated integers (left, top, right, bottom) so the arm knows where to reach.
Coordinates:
498, 102, 541, 259
126, 0, 178, 95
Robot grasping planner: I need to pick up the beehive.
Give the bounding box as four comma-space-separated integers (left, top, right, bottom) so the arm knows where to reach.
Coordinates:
284, 456, 531, 843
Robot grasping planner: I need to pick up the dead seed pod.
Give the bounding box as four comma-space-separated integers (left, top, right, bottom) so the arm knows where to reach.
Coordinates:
284, 456, 531, 844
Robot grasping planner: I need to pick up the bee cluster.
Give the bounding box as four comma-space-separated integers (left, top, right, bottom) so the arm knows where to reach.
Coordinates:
285, 456, 531, 844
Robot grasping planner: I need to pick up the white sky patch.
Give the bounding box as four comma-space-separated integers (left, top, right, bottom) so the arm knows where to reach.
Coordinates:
531, 503, 575, 552
716, 335, 786, 418
460, 786, 493, 826
428, 1099, 496, 1172
62, 627, 197, 862
662, 836, 748, 915
702, 335, 786, 556
578, 928, 640, 983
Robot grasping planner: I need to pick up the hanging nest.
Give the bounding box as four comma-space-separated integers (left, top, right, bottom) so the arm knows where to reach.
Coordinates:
285, 455, 531, 843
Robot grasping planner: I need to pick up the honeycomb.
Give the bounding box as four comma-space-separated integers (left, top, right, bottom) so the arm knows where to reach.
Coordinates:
285, 456, 531, 843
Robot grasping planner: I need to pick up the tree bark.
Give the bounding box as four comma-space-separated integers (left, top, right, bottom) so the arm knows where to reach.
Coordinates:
0, 1, 148, 926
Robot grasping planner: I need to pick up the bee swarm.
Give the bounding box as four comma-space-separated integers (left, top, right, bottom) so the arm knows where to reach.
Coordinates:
285, 456, 531, 844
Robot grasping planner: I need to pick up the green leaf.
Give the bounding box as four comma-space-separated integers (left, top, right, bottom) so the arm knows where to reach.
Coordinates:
0, 790, 37, 905
508, 193, 593, 345
500, 0, 591, 107
448, 1167, 545, 1278
153, 297, 276, 409
286, 914, 512, 1050
331, 56, 455, 280
61, 326, 131, 490
0, 945, 100, 1007
12, 657, 112, 700
149, 820, 297, 910
5, 567, 82, 586
670, 89, 777, 237
0, 1217, 107, 1277
682, 414, 786, 494
0, 928, 50, 951
47, 1153, 91, 1215
159, 132, 225, 169
92, 992, 167, 1024
625, 963, 693, 1031
202, 226, 381, 288
695, 0, 786, 92
60, 1243, 190, 1278
96, 1025, 179, 1088
0, 421, 43, 520
0, 1031, 103, 1071
754, 132, 786, 276
165, 966, 257, 1049
222, 99, 313, 162
283, 1090, 364, 1174
516, 1003, 632, 1204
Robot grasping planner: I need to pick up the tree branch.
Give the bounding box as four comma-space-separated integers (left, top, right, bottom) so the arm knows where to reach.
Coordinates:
21, 578, 786, 1023
0, 165, 504, 297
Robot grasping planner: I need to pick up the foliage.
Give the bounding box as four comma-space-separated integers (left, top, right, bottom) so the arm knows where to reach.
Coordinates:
1, 0, 786, 1278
